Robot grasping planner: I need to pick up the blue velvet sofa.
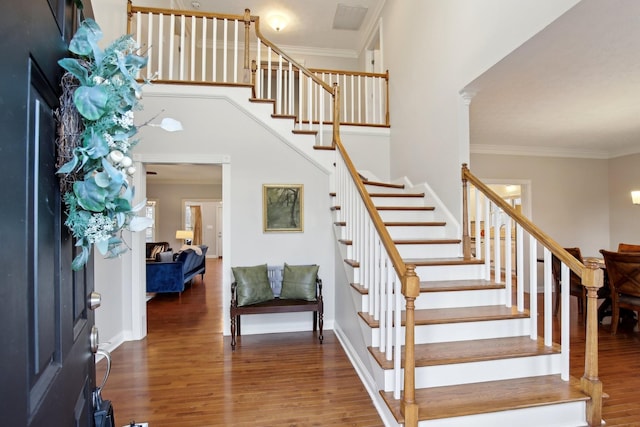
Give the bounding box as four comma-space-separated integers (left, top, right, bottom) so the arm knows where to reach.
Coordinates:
146, 245, 208, 293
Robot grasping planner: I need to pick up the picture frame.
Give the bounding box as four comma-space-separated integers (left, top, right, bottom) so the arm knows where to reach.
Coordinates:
263, 184, 304, 232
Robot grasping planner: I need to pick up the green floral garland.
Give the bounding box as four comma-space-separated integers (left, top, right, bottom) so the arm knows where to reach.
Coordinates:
57, 19, 151, 270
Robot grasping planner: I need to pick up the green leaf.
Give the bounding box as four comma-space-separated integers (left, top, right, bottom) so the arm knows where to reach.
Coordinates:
95, 238, 109, 255
57, 155, 79, 174
74, 179, 107, 212
112, 197, 132, 213
71, 246, 90, 271
84, 130, 109, 159
58, 59, 89, 85
94, 171, 110, 188
73, 85, 109, 120
129, 216, 153, 232
69, 19, 103, 57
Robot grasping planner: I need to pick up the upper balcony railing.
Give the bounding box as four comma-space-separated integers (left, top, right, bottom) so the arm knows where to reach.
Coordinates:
126, 1, 389, 148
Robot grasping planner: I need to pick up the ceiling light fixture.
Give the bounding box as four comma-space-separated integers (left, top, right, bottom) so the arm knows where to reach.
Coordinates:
191, 1, 200, 9
268, 14, 287, 32
631, 190, 640, 205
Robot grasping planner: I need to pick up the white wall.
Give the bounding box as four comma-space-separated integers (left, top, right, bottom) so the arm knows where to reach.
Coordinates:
608, 153, 640, 250
146, 182, 221, 249
380, 0, 580, 221
470, 153, 610, 258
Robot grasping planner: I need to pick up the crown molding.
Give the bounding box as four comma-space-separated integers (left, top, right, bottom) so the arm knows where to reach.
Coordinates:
470, 144, 611, 159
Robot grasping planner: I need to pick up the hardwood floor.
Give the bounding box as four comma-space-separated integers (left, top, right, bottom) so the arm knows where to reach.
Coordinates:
97, 259, 384, 426
98, 259, 640, 426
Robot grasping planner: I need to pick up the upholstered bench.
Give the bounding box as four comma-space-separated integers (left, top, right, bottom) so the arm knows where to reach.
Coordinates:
230, 264, 323, 350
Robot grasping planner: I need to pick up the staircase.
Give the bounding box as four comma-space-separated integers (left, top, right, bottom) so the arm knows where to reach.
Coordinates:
332, 172, 597, 426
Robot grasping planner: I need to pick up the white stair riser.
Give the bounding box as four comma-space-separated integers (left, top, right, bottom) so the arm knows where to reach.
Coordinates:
364, 185, 407, 194
377, 210, 436, 222
396, 244, 460, 258
387, 226, 446, 239
413, 288, 505, 309
370, 196, 426, 207
414, 264, 485, 281
417, 401, 587, 427
377, 353, 561, 392
413, 318, 531, 344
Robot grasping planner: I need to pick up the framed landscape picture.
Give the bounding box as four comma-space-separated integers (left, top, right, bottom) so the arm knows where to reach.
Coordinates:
263, 184, 303, 232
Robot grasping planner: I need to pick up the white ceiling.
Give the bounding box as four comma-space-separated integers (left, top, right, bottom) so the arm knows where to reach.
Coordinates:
139, 0, 640, 185
465, 0, 640, 159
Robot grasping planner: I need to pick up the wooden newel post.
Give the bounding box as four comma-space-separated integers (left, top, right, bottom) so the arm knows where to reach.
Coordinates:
581, 258, 604, 426
243, 9, 252, 83
401, 265, 420, 427
461, 163, 471, 260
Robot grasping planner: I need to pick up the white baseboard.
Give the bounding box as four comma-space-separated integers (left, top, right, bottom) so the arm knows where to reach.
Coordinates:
333, 324, 398, 427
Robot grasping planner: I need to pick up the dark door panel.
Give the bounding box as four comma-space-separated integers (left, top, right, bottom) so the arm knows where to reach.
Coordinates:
1, 1, 96, 426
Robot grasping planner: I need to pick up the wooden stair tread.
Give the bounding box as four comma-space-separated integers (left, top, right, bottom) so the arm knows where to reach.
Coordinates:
394, 239, 460, 245
249, 97, 274, 104
358, 305, 529, 328
313, 145, 335, 150
344, 259, 359, 268
384, 221, 446, 226
403, 257, 484, 266
369, 192, 425, 198
362, 180, 405, 189
369, 336, 560, 370
292, 129, 318, 135
381, 375, 589, 423
376, 206, 435, 211
272, 113, 296, 120
338, 239, 352, 245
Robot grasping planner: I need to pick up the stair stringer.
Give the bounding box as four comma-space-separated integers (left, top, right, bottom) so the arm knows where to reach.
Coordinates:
142, 84, 335, 173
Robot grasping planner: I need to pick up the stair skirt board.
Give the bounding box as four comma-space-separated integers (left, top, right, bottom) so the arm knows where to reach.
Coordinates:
415, 401, 588, 427
361, 317, 532, 348
372, 353, 562, 392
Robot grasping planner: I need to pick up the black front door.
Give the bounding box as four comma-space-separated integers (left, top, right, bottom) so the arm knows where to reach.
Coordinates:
1, 1, 98, 425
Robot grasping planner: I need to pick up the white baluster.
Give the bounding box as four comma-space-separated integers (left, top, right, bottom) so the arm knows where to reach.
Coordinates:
201, 17, 207, 81
529, 237, 538, 339
158, 14, 164, 80
190, 15, 196, 81
168, 14, 175, 80
179, 15, 185, 80
233, 19, 238, 83
146, 13, 153, 80
212, 18, 217, 82
222, 19, 228, 82
543, 247, 553, 346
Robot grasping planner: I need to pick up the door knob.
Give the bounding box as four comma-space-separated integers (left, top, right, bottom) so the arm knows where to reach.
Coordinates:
88, 291, 102, 310
90, 326, 99, 353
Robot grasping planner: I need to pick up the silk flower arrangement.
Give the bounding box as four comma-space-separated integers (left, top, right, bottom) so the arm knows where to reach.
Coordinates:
56, 19, 180, 270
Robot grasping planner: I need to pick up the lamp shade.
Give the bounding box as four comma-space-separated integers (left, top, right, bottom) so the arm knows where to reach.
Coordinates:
632, 191, 640, 205
176, 229, 194, 240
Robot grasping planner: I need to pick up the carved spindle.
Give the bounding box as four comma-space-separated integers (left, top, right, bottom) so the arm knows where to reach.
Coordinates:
401, 265, 419, 427
581, 258, 604, 426
251, 60, 257, 98
461, 164, 471, 260
243, 9, 251, 80
332, 83, 340, 147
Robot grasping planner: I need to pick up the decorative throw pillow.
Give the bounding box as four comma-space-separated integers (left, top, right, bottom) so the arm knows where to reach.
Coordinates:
279, 263, 319, 301
232, 264, 274, 307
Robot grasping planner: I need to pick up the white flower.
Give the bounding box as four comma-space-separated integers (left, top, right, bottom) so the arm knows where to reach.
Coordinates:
93, 76, 105, 85
127, 166, 136, 175
85, 214, 116, 244
120, 156, 132, 167
109, 150, 124, 163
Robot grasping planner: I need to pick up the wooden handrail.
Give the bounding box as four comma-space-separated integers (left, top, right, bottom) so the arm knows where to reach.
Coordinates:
462, 164, 583, 275
309, 68, 389, 80
252, 19, 332, 94
333, 137, 406, 279
462, 163, 603, 426
127, 2, 249, 22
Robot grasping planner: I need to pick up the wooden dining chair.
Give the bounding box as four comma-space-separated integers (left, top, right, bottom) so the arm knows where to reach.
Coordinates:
600, 249, 640, 334
552, 247, 586, 316
618, 242, 640, 253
